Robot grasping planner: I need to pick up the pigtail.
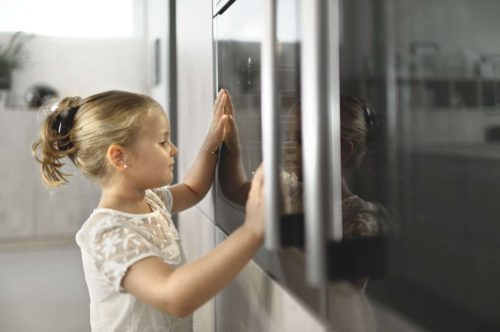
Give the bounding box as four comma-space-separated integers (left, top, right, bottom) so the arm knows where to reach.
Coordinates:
32, 97, 82, 187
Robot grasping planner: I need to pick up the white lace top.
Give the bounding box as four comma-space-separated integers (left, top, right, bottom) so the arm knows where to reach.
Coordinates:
75, 187, 193, 332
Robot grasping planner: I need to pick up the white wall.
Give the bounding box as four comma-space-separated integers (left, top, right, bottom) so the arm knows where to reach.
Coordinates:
0, 2, 155, 332
144, 0, 170, 112
4, 35, 147, 107
0, 34, 147, 239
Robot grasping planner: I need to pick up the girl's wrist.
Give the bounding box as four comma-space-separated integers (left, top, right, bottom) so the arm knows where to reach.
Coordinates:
241, 223, 264, 245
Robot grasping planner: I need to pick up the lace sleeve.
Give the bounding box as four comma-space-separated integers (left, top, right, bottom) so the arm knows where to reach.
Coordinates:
151, 186, 174, 212
90, 218, 160, 292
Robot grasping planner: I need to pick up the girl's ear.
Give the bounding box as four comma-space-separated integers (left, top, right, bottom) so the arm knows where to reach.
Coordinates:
107, 144, 127, 171
341, 140, 354, 162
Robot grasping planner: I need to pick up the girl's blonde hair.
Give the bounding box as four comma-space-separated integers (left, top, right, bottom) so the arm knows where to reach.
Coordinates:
340, 95, 373, 169
32, 90, 163, 187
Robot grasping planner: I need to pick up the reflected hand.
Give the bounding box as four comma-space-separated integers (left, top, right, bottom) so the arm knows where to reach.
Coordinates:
204, 89, 229, 153
223, 90, 241, 154
244, 163, 265, 241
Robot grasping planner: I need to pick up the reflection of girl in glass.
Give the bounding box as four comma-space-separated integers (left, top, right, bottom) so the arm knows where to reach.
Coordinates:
220, 92, 385, 238
328, 95, 386, 332
277, 95, 385, 331
339, 95, 382, 239
279, 95, 385, 239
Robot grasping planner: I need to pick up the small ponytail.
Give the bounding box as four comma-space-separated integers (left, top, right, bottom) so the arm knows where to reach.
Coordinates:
32, 97, 82, 187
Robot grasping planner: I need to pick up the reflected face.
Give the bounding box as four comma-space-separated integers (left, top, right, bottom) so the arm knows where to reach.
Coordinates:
127, 110, 177, 189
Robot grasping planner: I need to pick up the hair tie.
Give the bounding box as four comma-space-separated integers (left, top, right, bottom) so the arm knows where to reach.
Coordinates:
52, 106, 79, 151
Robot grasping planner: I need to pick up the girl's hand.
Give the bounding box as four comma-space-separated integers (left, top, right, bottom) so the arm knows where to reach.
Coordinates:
243, 163, 265, 240
223, 90, 241, 154
204, 89, 229, 153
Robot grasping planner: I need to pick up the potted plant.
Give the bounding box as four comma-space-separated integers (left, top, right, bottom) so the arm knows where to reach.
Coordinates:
0, 32, 29, 90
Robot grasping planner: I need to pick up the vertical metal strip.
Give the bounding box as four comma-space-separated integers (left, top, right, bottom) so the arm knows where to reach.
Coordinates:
383, 0, 400, 222
262, 0, 281, 249
300, 0, 330, 286
169, 0, 179, 226
328, 0, 343, 242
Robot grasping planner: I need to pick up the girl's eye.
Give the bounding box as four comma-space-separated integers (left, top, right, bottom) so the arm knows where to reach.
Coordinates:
159, 141, 167, 146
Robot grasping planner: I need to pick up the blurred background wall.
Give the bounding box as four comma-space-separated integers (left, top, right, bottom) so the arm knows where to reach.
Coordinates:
0, 1, 155, 331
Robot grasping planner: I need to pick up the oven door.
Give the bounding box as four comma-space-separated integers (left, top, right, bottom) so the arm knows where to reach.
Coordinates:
213, 0, 303, 239
213, 0, 330, 310
213, 0, 387, 315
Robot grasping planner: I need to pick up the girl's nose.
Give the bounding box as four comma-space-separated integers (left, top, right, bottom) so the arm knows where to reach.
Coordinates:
170, 143, 178, 156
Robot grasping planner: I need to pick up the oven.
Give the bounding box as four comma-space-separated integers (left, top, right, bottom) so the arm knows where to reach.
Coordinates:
213, 0, 500, 330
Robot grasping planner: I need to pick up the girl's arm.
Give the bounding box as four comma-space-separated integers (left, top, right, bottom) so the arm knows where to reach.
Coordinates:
122, 165, 264, 317
218, 91, 251, 205
219, 146, 251, 205
169, 90, 228, 214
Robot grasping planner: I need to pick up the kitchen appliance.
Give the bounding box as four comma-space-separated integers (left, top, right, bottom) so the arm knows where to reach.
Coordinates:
213, 0, 386, 319
212, 0, 500, 330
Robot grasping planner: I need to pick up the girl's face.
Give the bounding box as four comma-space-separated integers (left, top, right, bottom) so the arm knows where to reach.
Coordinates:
126, 110, 177, 189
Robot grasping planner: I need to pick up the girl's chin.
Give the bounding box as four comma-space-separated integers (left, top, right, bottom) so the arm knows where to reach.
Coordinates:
164, 175, 174, 185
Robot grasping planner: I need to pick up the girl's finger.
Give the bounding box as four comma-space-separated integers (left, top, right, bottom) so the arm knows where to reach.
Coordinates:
213, 89, 225, 112
250, 163, 264, 196
215, 93, 226, 118
224, 92, 235, 116
213, 114, 228, 139
226, 115, 235, 130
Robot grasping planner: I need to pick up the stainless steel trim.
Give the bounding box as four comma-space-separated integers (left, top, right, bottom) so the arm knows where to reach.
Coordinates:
168, 0, 178, 187
328, 0, 343, 242
383, 0, 400, 221
300, 0, 342, 286
261, 0, 281, 249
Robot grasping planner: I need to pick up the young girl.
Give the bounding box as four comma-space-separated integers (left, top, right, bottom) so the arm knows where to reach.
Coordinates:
32, 89, 265, 332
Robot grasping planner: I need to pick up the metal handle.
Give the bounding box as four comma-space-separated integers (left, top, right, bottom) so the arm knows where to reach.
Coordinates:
261, 0, 281, 250
328, 0, 343, 244
300, 0, 343, 287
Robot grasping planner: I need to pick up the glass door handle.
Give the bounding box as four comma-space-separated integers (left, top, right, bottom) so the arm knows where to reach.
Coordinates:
261, 0, 281, 250
300, 0, 343, 287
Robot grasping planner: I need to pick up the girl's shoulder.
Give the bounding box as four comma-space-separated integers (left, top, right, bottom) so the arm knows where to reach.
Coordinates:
147, 186, 173, 212
75, 210, 134, 250
342, 195, 385, 237
75, 207, 152, 251
342, 195, 377, 211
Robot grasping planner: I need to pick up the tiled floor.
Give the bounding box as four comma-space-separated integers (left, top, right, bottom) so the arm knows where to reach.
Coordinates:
0, 240, 90, 332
